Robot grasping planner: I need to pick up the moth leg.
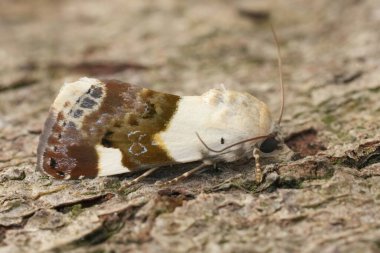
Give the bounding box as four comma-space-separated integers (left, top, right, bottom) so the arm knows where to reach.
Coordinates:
119, 167, 159, 190
156, 163, 208, 187
253, 147, 263, 183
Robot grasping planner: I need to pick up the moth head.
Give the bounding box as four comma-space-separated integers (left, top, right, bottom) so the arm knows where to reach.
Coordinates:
258, 131, 282, 154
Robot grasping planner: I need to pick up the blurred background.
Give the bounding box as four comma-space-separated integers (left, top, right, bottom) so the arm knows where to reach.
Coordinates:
1, 1, 380, 252
1, 1, 379, 131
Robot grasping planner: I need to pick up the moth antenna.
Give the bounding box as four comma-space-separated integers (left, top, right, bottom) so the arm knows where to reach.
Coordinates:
195, 132, 221, 153
196, 132, 271, 153
270, 23, 285, 125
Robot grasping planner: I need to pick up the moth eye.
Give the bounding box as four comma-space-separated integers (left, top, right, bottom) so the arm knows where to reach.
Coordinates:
220, 137, 225, 144
259, 137, 279, 153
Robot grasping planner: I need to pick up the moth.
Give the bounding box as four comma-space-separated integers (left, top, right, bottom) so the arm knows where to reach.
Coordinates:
37, 29, 284, 186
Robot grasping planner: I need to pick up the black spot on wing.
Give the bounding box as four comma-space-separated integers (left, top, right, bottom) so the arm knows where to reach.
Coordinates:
81, 97, 97, 109
90, 86, 103, 98
67, 121, 76, 128
101, 131, 113, 148
49, 158, 57, 168
73, 109, 84, 118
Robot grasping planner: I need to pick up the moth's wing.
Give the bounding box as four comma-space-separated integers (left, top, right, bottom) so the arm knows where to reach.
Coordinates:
37, 78, 182, 179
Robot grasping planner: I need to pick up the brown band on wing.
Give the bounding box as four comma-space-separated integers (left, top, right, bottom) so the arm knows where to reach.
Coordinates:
86, 80, 180, 170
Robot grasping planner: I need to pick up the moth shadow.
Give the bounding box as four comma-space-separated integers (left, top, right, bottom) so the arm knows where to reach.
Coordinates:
115, 158, 255, 188
115, 162, 203, 183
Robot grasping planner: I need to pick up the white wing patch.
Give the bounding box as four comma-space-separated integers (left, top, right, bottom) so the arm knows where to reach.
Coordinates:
156, 96, 206, 163
96, 145, 131, 176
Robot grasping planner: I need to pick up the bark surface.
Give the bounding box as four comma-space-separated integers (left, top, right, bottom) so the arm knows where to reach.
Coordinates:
0, 1, 379, 252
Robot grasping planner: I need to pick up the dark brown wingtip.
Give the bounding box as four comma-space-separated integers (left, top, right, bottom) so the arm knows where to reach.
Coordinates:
37, 110, 100, 180
37, 78, 104, 180
37, 110, 57, 176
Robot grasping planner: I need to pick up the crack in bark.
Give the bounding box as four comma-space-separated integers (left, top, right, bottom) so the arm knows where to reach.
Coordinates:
0, 78, 38, 93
